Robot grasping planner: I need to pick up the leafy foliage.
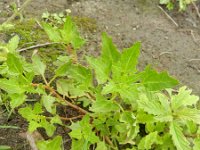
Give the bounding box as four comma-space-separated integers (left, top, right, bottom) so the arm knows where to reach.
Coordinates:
0, 15, 200, 150
160, 0, 197, 10
37, 136, 63, 150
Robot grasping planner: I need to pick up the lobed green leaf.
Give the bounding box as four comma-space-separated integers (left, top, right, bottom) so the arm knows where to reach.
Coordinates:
169, 121, 191, 150
37, 136, 63, 150
141, 66, 178, 91
171, 86, 199, 110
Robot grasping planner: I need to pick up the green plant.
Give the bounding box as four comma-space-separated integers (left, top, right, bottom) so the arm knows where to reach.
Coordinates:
160, 0, 196, 10
0, 15, 200, 150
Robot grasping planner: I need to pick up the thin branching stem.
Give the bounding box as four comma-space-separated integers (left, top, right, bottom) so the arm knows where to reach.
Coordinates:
31, 83, 88, 114
17, 42, 60, 52
31, 83, 115, 147
41, 74, 49, 86
46, 115, 84, 121
66, 44, 78, 63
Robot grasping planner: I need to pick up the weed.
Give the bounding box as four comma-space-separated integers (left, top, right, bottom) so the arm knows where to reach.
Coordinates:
0, 15, 200, 150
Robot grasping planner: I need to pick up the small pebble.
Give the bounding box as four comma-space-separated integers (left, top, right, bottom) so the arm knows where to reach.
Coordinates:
164, 36, 169, 40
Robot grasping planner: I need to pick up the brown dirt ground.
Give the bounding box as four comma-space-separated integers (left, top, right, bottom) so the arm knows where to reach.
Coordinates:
0, 0, 200, 149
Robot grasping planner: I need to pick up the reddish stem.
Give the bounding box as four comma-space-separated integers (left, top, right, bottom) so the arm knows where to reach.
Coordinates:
31, 83, 88, 114
31, 83, 115, 147
59, 115, 84, 121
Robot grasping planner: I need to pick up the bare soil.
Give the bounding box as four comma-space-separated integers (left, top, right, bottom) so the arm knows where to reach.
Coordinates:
0, 0, 200, 149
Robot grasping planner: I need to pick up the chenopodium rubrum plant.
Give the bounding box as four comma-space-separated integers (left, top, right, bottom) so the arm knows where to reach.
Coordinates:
0, 16, 200, 150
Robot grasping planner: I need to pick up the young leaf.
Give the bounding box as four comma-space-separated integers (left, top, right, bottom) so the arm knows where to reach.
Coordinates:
10, 93, 26, 109
119, 42, 140, 73
40, 118, 56, 137
19, 103, 43, 121
86, 56, 111, 84
90, 97, 120, 113
32, 54, 46, 76
68, 65, 92, 87
6, 53, 23, 75
69, 122, 82, 140
0, 46, 8, 62
120, 111, 136, 124
169, 121, 191, 150
141, 67, 178, 91
171, 86, 199, 110
186, 121, 197, 134
96, 142, 107, 150
79, 115, 99, 144
156, 93, 171, 112
157, 133, 175, 150
56, 79, 71, 97
69, 115, 99, 144
117, 112, 139, 144
61, 16, 85, 49
33, 102, 43, 114
54, 55, 70, 66
42, 22, 62, 42
71, 139, 88, 150
7, 35, 20, 53
117, 84, 139, 104
136, 110, 155, 123
56, 79, 85, 97
138, 93, 172, 122
175, 108, 200, 124
71, 35, 85, 50
55, 63, 71, 77
101, 81, 116, 95
19, 103, 46, 134
138, 131, 159, 149
101, 33, 120, 63
29, 121, 42, 132
41, 95, 56, 114
37, 136, 63, 150
0, 78, 24, 94
50, 115, 63, 125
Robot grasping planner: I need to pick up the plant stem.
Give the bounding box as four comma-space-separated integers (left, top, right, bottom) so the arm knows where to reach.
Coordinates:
48, 75, 57, 85
104, 136, 117, 149
41, 74, 48, 86
46, 115, 84, 121
32, 83, 88, 114
86, 92, 96, 100
66, 44, 78, 63
31, 83, 116, 147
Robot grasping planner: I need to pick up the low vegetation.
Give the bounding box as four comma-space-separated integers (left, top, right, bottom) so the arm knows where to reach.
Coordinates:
0, 11, 200, 150
160, 0, 197, 10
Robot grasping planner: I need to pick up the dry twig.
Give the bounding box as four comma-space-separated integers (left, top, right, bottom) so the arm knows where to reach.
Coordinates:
157, 5, 179, 27
188, 58, 200, 62
192, 2, 200, 18
17, 42, 60, 52
159, 51, 172, 57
